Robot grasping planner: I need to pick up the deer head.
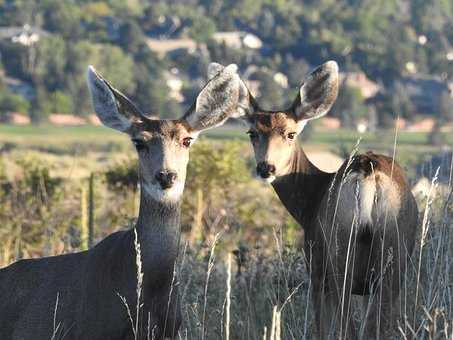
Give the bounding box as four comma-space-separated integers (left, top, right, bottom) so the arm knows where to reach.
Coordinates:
87, 64, 242, 202
218, 61, 339, 182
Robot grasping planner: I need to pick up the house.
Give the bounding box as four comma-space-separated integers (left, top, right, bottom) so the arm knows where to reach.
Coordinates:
48, 114, 87, 126
145, 37, 198, 57
319, 117, 341, 130
0, 112, 30, 125
0, 25, 48, 46
340, 72, 380, 99
212, 32, 262, 49
406, 118, 436, 132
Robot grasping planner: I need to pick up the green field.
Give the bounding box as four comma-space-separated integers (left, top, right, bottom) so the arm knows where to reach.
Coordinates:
1, 123, 451, 146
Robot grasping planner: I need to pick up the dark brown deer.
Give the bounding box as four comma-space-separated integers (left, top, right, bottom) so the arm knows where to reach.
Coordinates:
211, 61, 419, 339
0, 64, 243, 340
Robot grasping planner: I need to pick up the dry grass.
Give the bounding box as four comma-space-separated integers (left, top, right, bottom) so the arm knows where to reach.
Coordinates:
0, 140, 451, 339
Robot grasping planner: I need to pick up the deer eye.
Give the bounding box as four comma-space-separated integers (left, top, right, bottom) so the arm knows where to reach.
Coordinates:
182, 137, 193, 148
287, 132, 297, 140
132, 139, 147, 151
247, 130, 258, 140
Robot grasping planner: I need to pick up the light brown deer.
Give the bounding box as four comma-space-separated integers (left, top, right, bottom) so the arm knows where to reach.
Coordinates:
211, 61, 419, 339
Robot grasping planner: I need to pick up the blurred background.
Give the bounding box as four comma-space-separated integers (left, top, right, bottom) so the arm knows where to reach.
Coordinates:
0, 1, 452, 132
0, 1, 452, 338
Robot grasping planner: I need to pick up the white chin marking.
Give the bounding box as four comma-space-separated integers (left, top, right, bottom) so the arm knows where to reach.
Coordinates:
259, 175, 276, 184
142, 182, 184, 202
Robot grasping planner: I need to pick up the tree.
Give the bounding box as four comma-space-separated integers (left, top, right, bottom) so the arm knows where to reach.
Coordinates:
29, 87, 51, 123
253, 69, 286, 109
188, 16, 216, 43
0, 91, 30, 119
331, 85, 367, 129
439, 90, 453, 123
132, 64, 169, 115
42, 1, 83, 39
429, 89, 453, 146
49, 91, 72, 113
390, 81, 414, 119
65, 41, 135, 115
118, 20, 144, 55
32, 36, 67, 91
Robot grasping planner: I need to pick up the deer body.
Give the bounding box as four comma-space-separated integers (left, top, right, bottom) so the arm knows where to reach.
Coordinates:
224, 61, 419, 339
0, 209, 180, 340
271, 145, 418, 338
0, 64, 243, 339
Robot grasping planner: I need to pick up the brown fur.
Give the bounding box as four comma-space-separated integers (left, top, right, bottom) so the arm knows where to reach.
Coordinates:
240, 61, 418, 338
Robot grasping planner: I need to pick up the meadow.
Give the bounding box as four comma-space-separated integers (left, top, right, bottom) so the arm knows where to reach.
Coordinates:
0, 124, 452, 339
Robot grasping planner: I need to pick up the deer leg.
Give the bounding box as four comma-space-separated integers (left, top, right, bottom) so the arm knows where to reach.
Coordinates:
363, 285, 398, 339
313, 288, 338, 340
157, 285, 182, 340
363, 258, 401, 339
334, 284, 359, 340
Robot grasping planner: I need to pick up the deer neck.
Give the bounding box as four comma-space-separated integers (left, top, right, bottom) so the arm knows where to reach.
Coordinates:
135, 183, 181, 276
271, 145, 333, 229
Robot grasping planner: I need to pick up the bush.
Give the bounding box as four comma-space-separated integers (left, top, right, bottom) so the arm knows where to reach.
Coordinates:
104, 158, 138, 193
0, 91, 30, 118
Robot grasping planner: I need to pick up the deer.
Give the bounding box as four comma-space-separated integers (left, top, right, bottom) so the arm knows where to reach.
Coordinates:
209, 61, 419, 339
0, 64, 243, 340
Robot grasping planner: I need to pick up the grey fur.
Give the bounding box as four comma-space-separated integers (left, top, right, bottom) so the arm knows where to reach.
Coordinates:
207, 62, 257, 118
0, 65, 243, 339
184, 64, 242, 131
87, 66, 145, 132
207, 62, 225, 79
292, 60, 339, 121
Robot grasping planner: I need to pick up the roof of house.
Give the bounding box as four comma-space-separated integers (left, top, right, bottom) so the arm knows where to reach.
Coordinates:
340, 72, 380, 99
48, 114, 87, 126
0, 25, 48, 45
0, 112, 30, 125
212, 31, 262, 49
406, 118, 436, 132
145, 37, 198, 57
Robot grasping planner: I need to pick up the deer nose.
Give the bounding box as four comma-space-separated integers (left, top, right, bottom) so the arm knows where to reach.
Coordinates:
155, 170, 177, 189
256, 162, 276, 179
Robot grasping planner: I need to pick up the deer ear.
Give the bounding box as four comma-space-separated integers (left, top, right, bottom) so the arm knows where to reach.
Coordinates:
207, 62, 258, 119
292, 61, 339, 121
87, 66, 145, 132
183, 64, 242, 131
236, 77, 258, 118
207, 62, 225, 79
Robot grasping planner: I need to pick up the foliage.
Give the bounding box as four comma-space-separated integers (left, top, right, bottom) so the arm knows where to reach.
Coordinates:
188, 16, 216, 43
186, 140, 249, 194
331, 85, 367, 128
0, 0, 451, 125
0, 91, 30, 118
104, 158, 138, 193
